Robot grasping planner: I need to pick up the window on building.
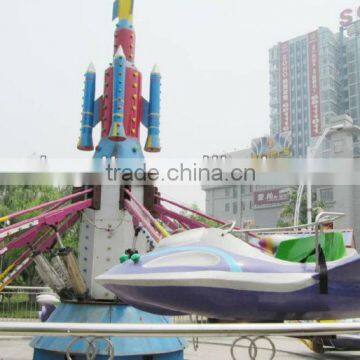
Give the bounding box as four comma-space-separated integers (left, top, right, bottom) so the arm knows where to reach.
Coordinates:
348, 63, 356, 74
233, 187, 238, 199
225, 188, 230, 198
348, 74, 357, 85
233, 202, 238, 215
351, 109, 359, 119
333, 140, 344, 154
320, 188, 333, 203
225, 203, 230, 212
349, 85, 357, 97
350, 95, 358, 107
348, 51, 355, 62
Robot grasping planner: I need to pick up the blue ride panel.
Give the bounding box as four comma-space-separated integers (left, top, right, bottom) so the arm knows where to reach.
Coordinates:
31, 303, 185, 359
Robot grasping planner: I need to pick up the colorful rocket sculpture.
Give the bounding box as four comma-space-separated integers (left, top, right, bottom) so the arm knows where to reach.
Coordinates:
78, 0, 161, 159
32, 2, 184, 359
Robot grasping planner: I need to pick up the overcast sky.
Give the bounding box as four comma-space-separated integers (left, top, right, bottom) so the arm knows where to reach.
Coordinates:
0, 0, 358, 208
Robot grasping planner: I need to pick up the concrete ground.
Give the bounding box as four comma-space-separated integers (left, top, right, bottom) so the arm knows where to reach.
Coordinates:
1, 336, 360, 360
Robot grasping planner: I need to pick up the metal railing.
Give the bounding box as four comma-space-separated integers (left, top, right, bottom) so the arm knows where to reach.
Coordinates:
0, 321, 359, 337
0, 286, 51, 321
233, 212, 345, 242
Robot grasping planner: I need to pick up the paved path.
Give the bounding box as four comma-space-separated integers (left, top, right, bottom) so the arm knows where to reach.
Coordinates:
1, 336, 360, 359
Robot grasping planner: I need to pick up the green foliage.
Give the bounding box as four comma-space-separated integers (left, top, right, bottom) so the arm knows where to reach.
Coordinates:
0, 293, 38, 319
0, 186, 80, 286
277, 187, 325, 227
180, 203, 219, 228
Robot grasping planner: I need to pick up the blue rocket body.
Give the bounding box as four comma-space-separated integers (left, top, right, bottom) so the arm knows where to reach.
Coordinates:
78, 68, 96, 151
145, 70, 161, 152
109, 49, 127, 142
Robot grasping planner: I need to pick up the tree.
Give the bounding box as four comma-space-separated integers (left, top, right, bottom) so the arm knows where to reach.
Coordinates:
277, 187, 325, 227
180, 203, 219, 228
0, 186, 80, 286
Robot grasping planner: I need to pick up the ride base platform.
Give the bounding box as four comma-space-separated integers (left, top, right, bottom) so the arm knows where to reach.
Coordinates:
31, 302, 185, 359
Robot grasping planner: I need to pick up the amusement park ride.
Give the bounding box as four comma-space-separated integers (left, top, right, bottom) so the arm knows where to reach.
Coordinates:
1, 0, 360, 359
0, 0, 186, 358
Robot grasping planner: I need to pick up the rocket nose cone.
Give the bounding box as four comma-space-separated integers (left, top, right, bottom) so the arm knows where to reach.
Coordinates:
87, 62, 96, 73
152, 64, 160, 74
115, 46, 126, 58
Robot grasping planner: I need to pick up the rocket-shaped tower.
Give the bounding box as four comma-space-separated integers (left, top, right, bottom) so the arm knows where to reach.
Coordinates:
78, 0, 161, 159
31, 2, 185, 359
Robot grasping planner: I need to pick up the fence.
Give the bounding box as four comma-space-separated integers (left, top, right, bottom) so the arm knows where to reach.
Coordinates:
0, 289, 206, 323
0, 286, 51, 321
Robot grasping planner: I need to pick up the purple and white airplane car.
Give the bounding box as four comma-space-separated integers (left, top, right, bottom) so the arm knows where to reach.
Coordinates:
96, 227, 360, 321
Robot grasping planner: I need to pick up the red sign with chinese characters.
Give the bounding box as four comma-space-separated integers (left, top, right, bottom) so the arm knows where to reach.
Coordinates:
280, 42, 291, 133
253, 189, 290, 207
308, 31, 321, 137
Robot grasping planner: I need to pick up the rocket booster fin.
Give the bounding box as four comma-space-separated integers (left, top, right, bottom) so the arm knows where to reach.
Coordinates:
93, 96, 103, 127
141, 97, 149, 128
112, 0, 134, 22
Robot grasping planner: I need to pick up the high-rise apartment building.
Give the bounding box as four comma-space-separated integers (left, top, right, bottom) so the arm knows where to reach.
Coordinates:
269, 27, 342, 157
346, 21, 360, 125
269, 18, 360, 157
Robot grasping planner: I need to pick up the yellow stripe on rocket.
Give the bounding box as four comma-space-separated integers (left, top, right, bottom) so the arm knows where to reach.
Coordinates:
113, 0, 134, 23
